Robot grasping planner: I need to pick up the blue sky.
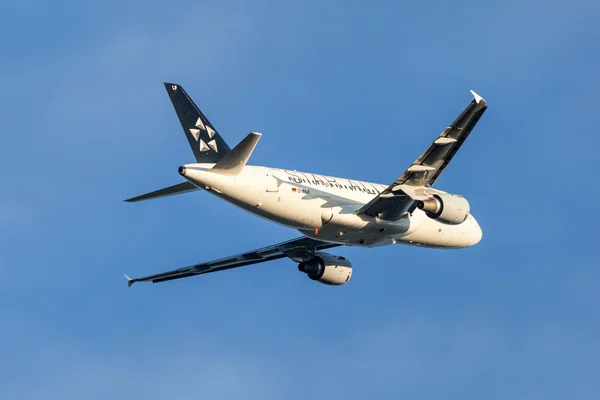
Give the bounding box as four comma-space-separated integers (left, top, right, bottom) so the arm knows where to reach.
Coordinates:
1, 0, 599, 398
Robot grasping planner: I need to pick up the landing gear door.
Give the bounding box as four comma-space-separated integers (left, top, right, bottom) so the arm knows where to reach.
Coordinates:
266, 174, 279, 192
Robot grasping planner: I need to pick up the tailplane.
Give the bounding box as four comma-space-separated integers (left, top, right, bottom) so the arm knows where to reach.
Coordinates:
210, 132, 261, 175
124, 181, 200, 203
164, 83, 231, 163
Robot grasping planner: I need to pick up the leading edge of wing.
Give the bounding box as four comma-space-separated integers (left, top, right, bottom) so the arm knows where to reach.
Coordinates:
123, 236, 340, 286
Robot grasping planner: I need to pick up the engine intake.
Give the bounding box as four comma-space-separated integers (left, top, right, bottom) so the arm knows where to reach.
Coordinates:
417, 193, 470, 225
298, 252, 352, 286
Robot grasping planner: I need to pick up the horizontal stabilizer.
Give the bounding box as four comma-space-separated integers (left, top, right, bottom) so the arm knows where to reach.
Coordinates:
210, 132, 262, 176
123, 274, 135, 287
124, 181, 199, 203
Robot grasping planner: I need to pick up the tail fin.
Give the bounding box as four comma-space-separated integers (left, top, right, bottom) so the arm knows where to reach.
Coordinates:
164, 83, 231, 163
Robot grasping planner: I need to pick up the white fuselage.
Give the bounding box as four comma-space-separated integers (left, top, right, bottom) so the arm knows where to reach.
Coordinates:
182, 164, 482, 249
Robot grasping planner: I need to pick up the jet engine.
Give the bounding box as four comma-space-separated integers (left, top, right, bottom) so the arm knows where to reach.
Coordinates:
417, 193, 470, 225
298, 252, 352, 286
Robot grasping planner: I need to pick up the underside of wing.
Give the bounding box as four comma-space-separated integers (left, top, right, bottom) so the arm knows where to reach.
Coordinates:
358, 189, 416, 220
124, 236, 339, 286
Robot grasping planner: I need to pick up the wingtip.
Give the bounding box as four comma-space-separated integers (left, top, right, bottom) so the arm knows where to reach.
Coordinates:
123, 274, 135, 287
470, 90, 485, 104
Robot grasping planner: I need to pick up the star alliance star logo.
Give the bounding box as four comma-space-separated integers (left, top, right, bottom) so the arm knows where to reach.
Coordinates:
188, 117, 218, 153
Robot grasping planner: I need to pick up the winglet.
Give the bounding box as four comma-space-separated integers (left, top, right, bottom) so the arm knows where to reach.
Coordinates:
123, 274, 135, 287
470, 90, 485, 105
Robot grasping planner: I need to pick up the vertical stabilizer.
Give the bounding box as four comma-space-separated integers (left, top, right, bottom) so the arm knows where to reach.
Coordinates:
164, 83, 231, 163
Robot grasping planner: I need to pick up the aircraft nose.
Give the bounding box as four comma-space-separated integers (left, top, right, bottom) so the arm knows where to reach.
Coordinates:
469, 216, 483, 246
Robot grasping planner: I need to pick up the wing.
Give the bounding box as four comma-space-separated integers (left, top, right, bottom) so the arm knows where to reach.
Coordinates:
394, 90, 487, 187
124, 236, 340, 286
357, 91, 487, 220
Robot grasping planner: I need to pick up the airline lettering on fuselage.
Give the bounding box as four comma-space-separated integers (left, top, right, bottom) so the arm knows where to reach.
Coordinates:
283, 170, 379, 195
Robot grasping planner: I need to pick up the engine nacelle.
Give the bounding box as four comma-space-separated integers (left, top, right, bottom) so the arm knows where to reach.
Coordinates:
417, 193, 470, 225
298, 252, 352, 286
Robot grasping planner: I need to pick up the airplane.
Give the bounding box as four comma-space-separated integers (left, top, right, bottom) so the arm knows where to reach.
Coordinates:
123, 83, 487, 287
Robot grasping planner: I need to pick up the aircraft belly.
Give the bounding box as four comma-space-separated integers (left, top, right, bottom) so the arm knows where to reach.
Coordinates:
301, 211, 412, 247
260, 192, 328, 228
199, 174, 325, 229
